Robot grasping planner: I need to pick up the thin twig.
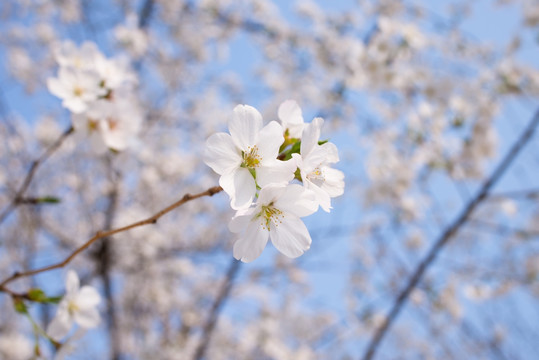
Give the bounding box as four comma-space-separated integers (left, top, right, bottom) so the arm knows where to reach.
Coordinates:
0, 186, 223, 292
0, 126, 74, 225
468, 219, 539, 238
193, 258, 241, 360
361, 108, 539, 360
487, 189, 539, 201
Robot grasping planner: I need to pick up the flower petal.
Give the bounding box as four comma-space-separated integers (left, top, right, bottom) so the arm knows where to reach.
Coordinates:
308, 181, 332, 212
256, 159, 296, 188
278, 100, 304, 138
321, 167, 345, 198
300, 117, 323, 158
220, 168, 256, 210
304, 142, 339, 170
274, 184, 317, 217
47, 77, 68, 98
75, 286, 101, 309
73, 307, 101, 329
256, 184, 287, 206
65, 270, 80, 295
229, 209, 255, 234
257, 121, 284, 160
204, 132, 242, 175
270, 216, 312, 258
233, 221, 269, 262
47, 302, 72, 341
229, 105, 262, 150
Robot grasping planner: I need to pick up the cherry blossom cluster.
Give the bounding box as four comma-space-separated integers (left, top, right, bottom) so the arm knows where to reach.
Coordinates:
204, 101, 344, 262
47, 41, 142, 154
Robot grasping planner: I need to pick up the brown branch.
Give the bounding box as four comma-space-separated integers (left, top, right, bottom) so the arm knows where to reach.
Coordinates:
0, 126, 74, 226
361, 108, 539, 360
0, 185, 223, 292
487, 189, 539, 201
193, 258, 241, 360
93, 168, 121, 360
468, 219, 539, 238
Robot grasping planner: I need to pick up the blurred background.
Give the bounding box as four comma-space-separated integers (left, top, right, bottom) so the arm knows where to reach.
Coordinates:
0, 0, 538, 359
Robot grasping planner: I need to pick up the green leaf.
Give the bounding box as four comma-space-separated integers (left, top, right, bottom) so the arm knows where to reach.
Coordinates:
27, 288, 47, 302
13, 298, 28, 314
294, 168, 302, 182
36, 196, 61, 204
281, 140, 302, 161
318, 139, 329, 145
46, 296, 63, 304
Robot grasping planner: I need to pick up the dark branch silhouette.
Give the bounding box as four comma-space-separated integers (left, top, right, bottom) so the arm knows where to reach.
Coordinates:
0, 126, 74, 226
361, 108, 539, 360
0, 186, 223, 293
193, 258, 242, 360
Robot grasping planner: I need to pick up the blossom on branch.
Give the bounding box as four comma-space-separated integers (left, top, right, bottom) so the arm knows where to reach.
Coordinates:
47, 270, 101, 341
204, 101, 344, 261
293, 117, 345, 212
47, 40, 141, 154
204, 104, 295, 210
229, 184, 317, 262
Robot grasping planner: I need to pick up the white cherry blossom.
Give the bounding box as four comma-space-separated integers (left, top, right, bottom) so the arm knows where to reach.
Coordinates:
47, 270, 101, 341
72, 97, 142, 154
53, 41, 103, 71
278, 100, 305, 139
204, 104, 296, 210
229, 184, 317, 262
47, 68, 106, 114
293, 117, 345, 212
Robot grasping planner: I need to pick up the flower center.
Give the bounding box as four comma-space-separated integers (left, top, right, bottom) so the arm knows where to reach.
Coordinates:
256, 203, 284, 231
67, 300, 79, 315
73, 86, 84, 97
241, 145, 261, 169
307, 166, 325, 187
88, 118, 99, 132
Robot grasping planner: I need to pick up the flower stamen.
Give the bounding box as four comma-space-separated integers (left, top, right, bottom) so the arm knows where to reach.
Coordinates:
241, 145, 262, 169
256, 203, 284, 231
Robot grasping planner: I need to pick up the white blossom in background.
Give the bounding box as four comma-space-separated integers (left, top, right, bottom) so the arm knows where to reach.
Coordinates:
229, 184, 317, 262
114, 13, 149, 58
47, 68, 106, 113
47, 40, 141, 153
204, 104, 296, 210
47, 270, 101, 341
53, 41, 102, 71
0, 333, 33, 360
72, 97, 142, 154
293, 117, 345, 212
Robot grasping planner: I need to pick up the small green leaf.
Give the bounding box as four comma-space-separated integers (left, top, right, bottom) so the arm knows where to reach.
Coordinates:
13, 298, 28, 314
27, 288, 47, 302
282, 141, 301, 161
46, 296, 63, 304
318, 139, 329, 145
36, 196, 61, 204
294, 168, 302, 182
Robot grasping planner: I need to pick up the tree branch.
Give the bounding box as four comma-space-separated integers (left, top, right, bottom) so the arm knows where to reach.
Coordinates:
0, 126, 74, 226
0, 185, 223, 292
361, 108, 539, 360
193, 258, 241, 360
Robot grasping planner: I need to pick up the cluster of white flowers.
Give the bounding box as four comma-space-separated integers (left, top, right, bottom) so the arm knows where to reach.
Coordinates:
47, 41, 142, 154
204, 100, 344, 262
47, 270, 101, 341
